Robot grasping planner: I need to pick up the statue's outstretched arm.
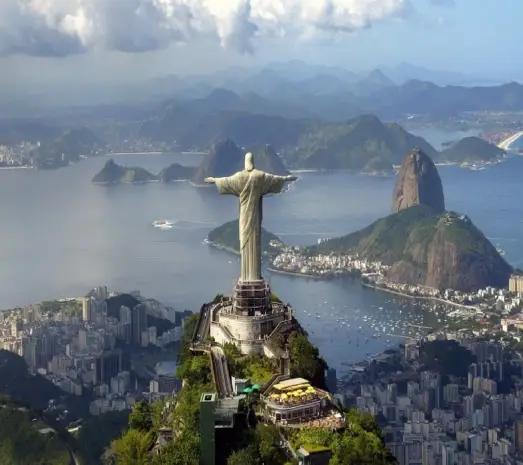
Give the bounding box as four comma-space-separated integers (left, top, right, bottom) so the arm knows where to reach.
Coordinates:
263, 172, 297, 195
268, 174, 297, 182
209, 172, 244, 195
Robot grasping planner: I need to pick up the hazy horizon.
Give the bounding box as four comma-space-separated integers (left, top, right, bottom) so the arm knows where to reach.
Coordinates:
4, 0, 523, 111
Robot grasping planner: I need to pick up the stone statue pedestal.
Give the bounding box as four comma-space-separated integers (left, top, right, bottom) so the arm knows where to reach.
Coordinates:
233, 280, 272, 316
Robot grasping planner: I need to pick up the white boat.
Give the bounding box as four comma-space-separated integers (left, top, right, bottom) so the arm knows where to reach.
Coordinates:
152, 219, 174, 230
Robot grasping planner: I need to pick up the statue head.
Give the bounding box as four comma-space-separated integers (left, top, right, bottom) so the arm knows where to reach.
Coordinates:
245, 152, 254, 171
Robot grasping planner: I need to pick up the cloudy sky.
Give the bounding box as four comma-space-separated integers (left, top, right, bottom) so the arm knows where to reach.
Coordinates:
2, 0, 522, 105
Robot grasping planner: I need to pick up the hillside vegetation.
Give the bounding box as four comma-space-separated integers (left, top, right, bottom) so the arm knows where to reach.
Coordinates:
284, 115, 437, 170
0, 398, 72, 465
207, 219, 282, 256
439, 136, 505, 163
92, 159, 158, 184
307, 205, 512, 291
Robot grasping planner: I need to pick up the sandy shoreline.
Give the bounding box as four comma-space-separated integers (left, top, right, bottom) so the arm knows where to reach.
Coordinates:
0, 165, 33, 170
362, 282, 479, 311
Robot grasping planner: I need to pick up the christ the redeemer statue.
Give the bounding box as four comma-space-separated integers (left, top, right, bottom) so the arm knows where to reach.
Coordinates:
205, 153, 297, 282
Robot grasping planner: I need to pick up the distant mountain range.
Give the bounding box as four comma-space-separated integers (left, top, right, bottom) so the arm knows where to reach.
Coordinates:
2, 59, 519, 120
3, 61, 518, 175
380, 62, 473, 86
367, 81, 523, 118
95, 110, 506, 182
141, 109, 503, 173
283, 114, 437, 171
138, 62, 523, 127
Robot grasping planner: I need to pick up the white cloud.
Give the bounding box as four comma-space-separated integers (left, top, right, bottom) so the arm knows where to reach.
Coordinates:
0, 0, 408, 57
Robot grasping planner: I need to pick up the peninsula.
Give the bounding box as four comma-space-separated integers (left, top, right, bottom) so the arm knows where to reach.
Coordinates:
207, 219, 283, 256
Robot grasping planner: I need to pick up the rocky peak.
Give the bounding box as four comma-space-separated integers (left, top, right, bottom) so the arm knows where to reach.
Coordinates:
192, 139, 288, 185
392, 148, 445, 213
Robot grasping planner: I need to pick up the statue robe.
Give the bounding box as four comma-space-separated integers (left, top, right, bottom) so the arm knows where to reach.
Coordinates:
215, 169, 287, 282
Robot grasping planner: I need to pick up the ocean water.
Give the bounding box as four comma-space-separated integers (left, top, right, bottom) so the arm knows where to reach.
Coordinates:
1, 149, 522, 374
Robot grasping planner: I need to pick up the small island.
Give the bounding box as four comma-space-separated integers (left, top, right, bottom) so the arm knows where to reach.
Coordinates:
438, 136, 506, 166
158, 163, 196, 182
93, 159, 158, 184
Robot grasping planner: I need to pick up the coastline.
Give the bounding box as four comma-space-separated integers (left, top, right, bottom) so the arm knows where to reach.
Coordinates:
267, 262, 480, 312
267, 267, 321, 279
92, 179, 160, 185
289, 168, 393, 177
206, 239, 488, 314
207, 239, 464, 308
0, 165, 33, 170
204, 239, 240, 256
105, 151, 164, 156
362, 282, 480, 311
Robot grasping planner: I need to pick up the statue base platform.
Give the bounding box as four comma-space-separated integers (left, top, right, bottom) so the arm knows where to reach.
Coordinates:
233, 279, 272, 316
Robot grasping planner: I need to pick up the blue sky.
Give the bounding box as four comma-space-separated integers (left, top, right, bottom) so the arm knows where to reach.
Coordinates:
266, 0, 522, 79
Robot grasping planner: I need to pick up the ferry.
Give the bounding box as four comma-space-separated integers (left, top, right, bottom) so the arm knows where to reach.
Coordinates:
152, 219, 174, 230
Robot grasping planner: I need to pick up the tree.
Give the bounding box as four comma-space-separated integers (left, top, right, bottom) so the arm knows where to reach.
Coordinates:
255, 424, 286, 465
288, 412, 394, 465
176, 355, 211, 385
291, 427, 332, 450
420, 340, 475, 377
129, 401, 153, 432
329, 429, 392, 465
151, 431, 199, 465
346, 410, 383, 438
227, 445, 260, 465
328, 410, 395, 465
111, 429, 153, 465
288, 333, 327, 388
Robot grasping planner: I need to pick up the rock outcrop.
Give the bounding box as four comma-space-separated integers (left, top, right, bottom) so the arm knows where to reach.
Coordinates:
92, 159, 157, 184
392, 148, 445, 213
385, 209, 512, 291
158, 163, 195, 182
308, 149, 511, 291
309, 206, 512, 292
192, 139, 289, 185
